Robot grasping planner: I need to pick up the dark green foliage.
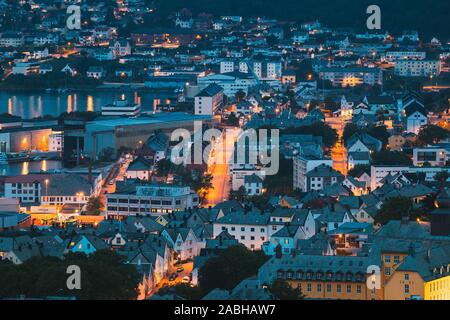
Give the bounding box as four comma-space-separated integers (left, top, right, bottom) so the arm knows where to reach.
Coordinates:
0, 250, 140, 300
199, 245, 268, 293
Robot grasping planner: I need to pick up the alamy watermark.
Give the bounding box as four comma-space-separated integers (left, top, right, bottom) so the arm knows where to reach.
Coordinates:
366, 5, 381, 30
170, 121, 280, 176
66, 265, 81, 290
66, 4, 81, 30
366, 265, 381, 290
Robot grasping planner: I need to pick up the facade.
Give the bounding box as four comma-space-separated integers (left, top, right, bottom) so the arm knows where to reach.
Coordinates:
101, 99, 141, 117
258, 254, 381, 300
394, 59, 441, 77
194, 83, 224, 115
413, 147, 448, 167
370, 165, 450, 191
305, 164, 344, 192
197, 72, 257, 96
293, 156, 332, 192
244, 174, 264, 196
106, 182, 199, 217
213, 211, 271, 250
319, 67, 383, 87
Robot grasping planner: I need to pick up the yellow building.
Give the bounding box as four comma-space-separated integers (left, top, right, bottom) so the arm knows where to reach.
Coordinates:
383, 243, 450, 300
260, 254, 382, 300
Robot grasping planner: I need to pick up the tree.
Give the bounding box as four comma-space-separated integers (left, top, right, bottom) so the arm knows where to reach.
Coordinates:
0, 250, 140, 300
434, 171, 450, 186
226, 112, 240, 127
85, 196, 104, 215
418, 125, 450, 145
371, 150, 412, 166
235, 90, 246, 102
343, 123, 360, 143
263, 157, 294, 196
374, 197, 416, 225
282, 122, 338, 148
199, 245, 268, 293
268, 279, 304, 300
229, 186, 247, 202
368, 125, 390, 147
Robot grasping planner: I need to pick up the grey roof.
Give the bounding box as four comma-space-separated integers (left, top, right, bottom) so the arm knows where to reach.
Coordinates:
348, 151, 370, 161
346, 133, 382, 152
264, 254, 370, 282
215, 211, 270, 226
272, 225, 301, 238
339, 195, 362, 209
127, 157, 152, 171
305, 164, 343, 178
45, 174, 93, 196
375, 220, 429, 240
244, 174, 263, 184
196, 83, 224, 97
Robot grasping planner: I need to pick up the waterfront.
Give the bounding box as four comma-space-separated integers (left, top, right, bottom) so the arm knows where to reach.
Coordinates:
0, 160, 63, 176
0, 90, 176, 119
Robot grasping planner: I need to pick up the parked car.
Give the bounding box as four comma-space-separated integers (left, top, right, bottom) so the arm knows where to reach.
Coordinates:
176, 266, 184, 273
181, 276, 190, 284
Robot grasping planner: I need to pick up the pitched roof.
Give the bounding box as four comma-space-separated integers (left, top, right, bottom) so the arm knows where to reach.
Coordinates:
306, 164, 343, 178
215, 211, 270, 226
196, 83, 224, 97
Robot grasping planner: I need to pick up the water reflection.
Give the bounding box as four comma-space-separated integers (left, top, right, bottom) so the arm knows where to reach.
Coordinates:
0, 91, 175, 119
0, 160, 62, 176
21, 162, 29, 175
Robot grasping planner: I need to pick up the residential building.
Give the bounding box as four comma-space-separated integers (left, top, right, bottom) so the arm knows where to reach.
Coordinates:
106, 181, 199, 217
194, 83, 224, 115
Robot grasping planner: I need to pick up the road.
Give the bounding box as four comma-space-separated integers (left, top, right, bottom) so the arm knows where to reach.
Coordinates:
326, 116, 348, 175
204, 128, 239, 206
147, 262, 193, 298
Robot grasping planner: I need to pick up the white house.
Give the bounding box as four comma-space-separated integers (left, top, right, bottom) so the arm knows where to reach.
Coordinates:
162, 228, 200, 262
404, 103, 428, 135
244, 174, 264, 196
194, 83, 224, 115
213, 211, 271, 250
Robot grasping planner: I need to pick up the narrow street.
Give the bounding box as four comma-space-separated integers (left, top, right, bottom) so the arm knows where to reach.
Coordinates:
326, 117, 348, 175
146, 262, 193, 299
204, 128, 239, 206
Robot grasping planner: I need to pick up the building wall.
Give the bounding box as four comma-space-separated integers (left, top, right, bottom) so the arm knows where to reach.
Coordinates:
286, 279, 381, 300
213, 223, 269, 250
384, 271, 424, 300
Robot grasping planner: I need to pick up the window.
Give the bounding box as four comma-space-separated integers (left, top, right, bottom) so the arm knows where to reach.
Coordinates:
356, 285, 361, 294
337, 284, 342, 293
404, 284, 410, 294
241, 236, 245, 240
241, 227, 245, 232
384, 255, 391, 264
307, 283, 312, 292
347, 285, 351, 293
404, 274, 409, 281
317, 283, 322, 292
250, 227, 255, 232
385, 267, 391, 276
326, 284, 332, 293
394, 256, 400, 264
